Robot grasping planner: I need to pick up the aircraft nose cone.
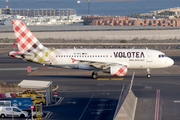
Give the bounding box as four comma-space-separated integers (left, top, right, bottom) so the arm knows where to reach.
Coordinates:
167, 58, 174, 66
170, 58, 174, 66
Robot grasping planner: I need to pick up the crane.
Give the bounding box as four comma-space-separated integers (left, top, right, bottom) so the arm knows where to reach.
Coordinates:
77, 0, 139, 15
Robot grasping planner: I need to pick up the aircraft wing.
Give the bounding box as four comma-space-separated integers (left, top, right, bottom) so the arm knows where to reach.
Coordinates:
73, 58, 122, 69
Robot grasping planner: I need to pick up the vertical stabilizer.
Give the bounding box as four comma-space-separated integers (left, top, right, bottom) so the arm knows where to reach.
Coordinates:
12, 20, 46, 52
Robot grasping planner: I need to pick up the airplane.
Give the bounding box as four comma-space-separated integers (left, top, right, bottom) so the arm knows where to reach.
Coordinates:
8, 20, 174, 79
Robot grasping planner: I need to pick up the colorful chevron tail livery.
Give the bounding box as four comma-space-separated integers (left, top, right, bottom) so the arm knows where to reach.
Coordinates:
12, 20, 46, 52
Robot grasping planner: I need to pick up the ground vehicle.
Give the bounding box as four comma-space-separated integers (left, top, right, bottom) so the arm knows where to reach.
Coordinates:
0, 106, 28, 118
0, 101, 11, 106
16, 92, 45, 105
22, 90, 44, 98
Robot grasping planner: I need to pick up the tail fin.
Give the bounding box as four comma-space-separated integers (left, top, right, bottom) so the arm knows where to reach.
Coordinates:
12, 20, 46, 52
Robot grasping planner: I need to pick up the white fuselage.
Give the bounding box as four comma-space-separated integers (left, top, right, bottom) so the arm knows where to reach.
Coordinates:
41, 49, 174, 70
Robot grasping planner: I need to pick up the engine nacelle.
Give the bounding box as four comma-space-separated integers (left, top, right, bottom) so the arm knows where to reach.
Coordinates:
102, 65, 127, 76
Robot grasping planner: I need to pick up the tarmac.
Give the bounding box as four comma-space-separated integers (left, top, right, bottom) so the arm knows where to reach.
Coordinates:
1, 49, 180, 120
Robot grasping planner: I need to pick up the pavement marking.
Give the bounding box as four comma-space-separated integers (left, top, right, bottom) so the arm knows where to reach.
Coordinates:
89, 109, 112, 111
155, 89, 160, 120
55, 97, 64, 105
111, 78, 124, 80
101, 93, 110, 95
174, 100, 180, 103
43, 111, 51, 119
67, 102, 77, 104
0, 68, 38, 71
97, 78, 110, 80
27, 113, 31, 119
47, 112, 53, 119
79, 94, 94, 120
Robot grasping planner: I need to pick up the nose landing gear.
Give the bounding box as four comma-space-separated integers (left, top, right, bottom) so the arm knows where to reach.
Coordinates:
147, 68, 151, 78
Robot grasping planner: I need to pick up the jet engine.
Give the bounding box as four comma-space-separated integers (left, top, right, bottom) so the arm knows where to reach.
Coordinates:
102, 65, 127, 76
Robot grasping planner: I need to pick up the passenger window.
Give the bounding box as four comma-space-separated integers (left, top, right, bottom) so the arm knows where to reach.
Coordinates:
0, 102, 4, 106
36, 95, 41, 99
69, 55, 71, 57
72, 55, 73, 57
61, 55, 63, 57
5, 102, 11, 106
74, 56, 76, 57
66, 55, 68, 57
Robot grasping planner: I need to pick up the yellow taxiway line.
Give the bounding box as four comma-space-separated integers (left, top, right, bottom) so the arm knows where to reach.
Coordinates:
110, 78, 124, 80
97, 78, 110, 80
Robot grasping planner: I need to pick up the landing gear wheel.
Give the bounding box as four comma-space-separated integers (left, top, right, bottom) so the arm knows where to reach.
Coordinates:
147, 74, 151, 78
147, 68, 151, 78
92, 72, 98, 79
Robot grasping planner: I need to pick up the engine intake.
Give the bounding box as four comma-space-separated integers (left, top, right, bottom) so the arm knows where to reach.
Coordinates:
102, 65, 127, 76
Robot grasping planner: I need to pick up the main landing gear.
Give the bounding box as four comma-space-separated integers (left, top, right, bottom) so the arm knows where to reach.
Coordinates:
147, 68, 151, 78
92, 69, 100, 79
92, 72, 98, 79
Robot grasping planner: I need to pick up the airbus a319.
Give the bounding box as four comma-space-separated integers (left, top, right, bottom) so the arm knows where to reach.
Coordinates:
9, 20, 174, 78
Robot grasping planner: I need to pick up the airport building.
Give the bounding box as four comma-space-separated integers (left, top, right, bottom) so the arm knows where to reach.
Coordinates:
0, 8, 76, 17
82, 15, 180, 27
0, 8, 83, 26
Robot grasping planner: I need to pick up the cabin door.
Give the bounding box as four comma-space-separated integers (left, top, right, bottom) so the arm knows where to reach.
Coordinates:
147, 51, 152, 62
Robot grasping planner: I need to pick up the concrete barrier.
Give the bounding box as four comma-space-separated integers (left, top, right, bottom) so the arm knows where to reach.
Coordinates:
0, 29, 180, 40
115, 90, 138, 120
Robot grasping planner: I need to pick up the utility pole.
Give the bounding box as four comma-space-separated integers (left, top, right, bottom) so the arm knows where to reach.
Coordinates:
88, 0, 90, 15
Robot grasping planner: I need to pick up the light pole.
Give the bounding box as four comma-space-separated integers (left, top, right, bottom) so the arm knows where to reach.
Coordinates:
88, 0, 90, 15
77, 0, 91, 15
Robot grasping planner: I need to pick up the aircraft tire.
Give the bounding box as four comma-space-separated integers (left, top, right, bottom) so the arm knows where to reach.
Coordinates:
92, 72, 98, 79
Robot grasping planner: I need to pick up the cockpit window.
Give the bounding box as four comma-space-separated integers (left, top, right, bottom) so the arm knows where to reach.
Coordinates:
159, 54, 167, 58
